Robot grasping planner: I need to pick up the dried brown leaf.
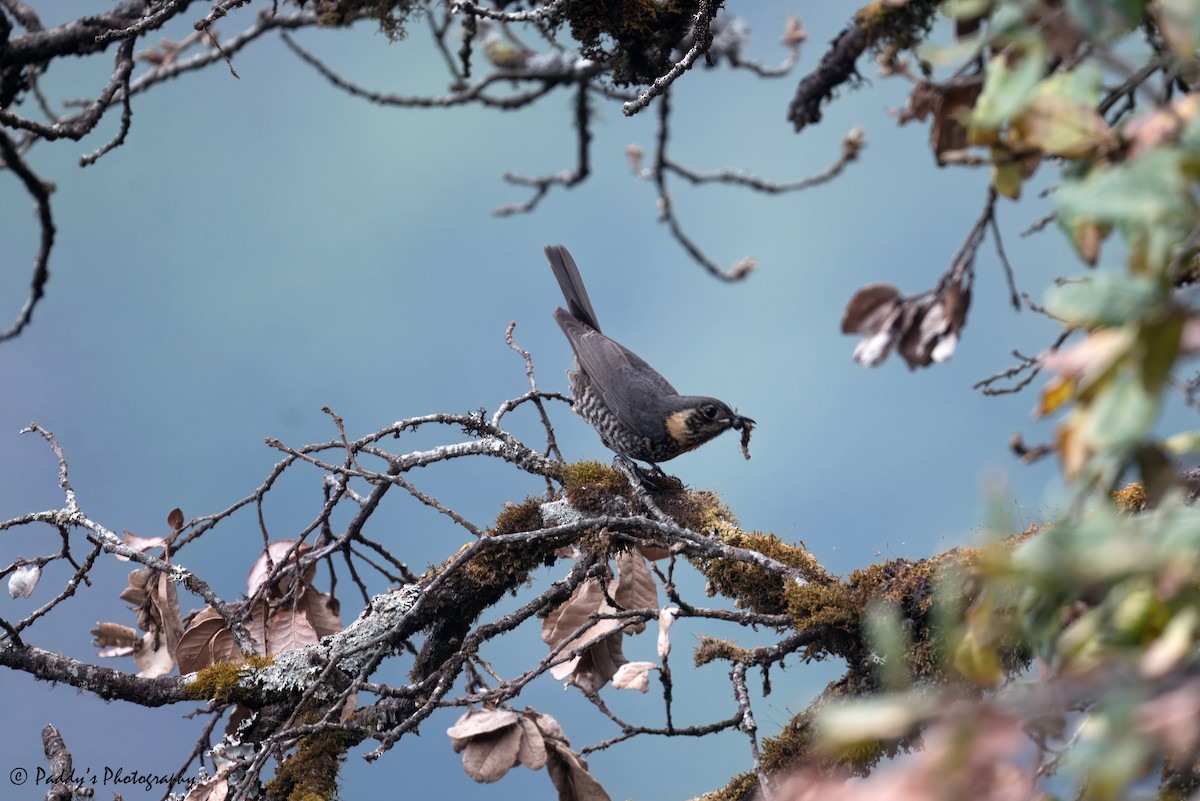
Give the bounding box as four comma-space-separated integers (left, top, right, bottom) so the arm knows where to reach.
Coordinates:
462, 725, 522, 783
120, 567, 184, 652
246, 599, 270, 655
183, 776, 229, 801
569, 637, 628, 694
543, 579, 610, 651
933, 79, 983, 164
545, 740, 613, 801
898, 78, 984, 164
635, 542, 673, 561
188, 606, 224, 626
897, 82, 939, 125
299, 585, 343, 638
224, 705, 253, 738
447, 708, 520, 747
266, 608, 320, 654
529, 710, 567, 744
119, 567, 154, 608
612, 661, 655, 692
94, 622, 170, 670
516, 715, 548, 770
845, 279, 973, 369
154, 570, 185, 655
1040, 329, 1132, 380
116, 532, 170, 561
96, 645, 135, 658
247, 540, 315, 598
176, 618, 230, 671
134, 632, 177, 678
841, 283, 902, 335
8, 564, 40, 598
92, 622, 138, 650
340, 691, 358, 721
658, 607, 679, 659
545, 582, 627, 688
614, 552, 657, 631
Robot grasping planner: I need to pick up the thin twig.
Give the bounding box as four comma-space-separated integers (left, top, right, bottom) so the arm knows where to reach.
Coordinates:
623, 0, 717, 115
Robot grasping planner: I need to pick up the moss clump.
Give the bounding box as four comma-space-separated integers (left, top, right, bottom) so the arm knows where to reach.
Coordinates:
314, 0, 416, 40
561, 460, 632, 513
783, 558, 941, 664
699, 771, 759, 801
1113, 482, 1148, 513
856, 0, 940, 53
492, 497, 544, 536
564, 0, 699, 86
655, 488, 725, 531
785, 580, 859, 634
695, 531, 834, 616
458, 498, 559, 590
783, 532, 1039, 678
264, 725, 350, 801
461, 534, 557, 593
185, 655, 274, 704
693, 635, 753, 667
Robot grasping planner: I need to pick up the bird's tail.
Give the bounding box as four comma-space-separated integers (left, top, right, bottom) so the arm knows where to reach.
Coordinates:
545, 245, 601, 332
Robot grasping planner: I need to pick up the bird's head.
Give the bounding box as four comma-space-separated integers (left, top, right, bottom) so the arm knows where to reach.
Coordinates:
664, 398, 754, 454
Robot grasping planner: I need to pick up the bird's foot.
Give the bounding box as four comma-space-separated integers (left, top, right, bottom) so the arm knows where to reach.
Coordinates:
613, 456, 683, 492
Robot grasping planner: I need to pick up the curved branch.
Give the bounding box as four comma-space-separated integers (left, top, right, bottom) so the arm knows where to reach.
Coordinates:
0, 129, 54, 341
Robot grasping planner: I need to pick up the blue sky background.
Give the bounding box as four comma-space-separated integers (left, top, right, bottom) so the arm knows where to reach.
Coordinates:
0, 3, 1170, 799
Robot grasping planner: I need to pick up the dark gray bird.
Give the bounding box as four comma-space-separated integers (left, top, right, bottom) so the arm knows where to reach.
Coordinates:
546, 245, 753, 472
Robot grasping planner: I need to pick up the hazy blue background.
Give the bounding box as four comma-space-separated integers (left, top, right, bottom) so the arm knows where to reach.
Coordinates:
0, 3, 1148, 798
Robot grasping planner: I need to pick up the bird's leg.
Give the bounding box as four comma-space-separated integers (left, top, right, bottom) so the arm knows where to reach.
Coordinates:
645, 461, 671, 482
610, 457, 674, 524
612, 455, 678, 491
612, 454, 640, 479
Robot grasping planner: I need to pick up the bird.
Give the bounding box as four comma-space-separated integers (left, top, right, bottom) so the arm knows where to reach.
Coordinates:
545, 244, 753, 475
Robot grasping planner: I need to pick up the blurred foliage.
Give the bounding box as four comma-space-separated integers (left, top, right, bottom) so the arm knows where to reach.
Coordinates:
802, 0, 1200, 798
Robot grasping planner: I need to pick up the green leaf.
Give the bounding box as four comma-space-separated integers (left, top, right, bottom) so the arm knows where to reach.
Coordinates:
1163, 430, 1200, 454
1155, 0, 1200, 58
917, 32, 985, 68
1010, 65, 1108, 157
1066, 0, 1145, 41
991, 158, 1022, 198
1139, 314, 1184, 395
1038, 62, 1104, 106
1014, 93, 1109, 157
1044, 273, 1162, 327
1056, 150, 1197, 272
1083, 367, 1159, 454
971, 42, 1048, 129
1056, 149, 1191, 229
941, 0, 993, 19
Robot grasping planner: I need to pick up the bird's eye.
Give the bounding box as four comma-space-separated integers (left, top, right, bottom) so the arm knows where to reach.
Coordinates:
702, 405, 719, 420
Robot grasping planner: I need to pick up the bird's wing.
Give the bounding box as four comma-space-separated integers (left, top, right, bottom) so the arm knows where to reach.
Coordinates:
556, 311, 679, 432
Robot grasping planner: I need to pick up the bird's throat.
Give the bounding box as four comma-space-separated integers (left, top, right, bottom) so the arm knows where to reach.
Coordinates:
665, 409, 698, 452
